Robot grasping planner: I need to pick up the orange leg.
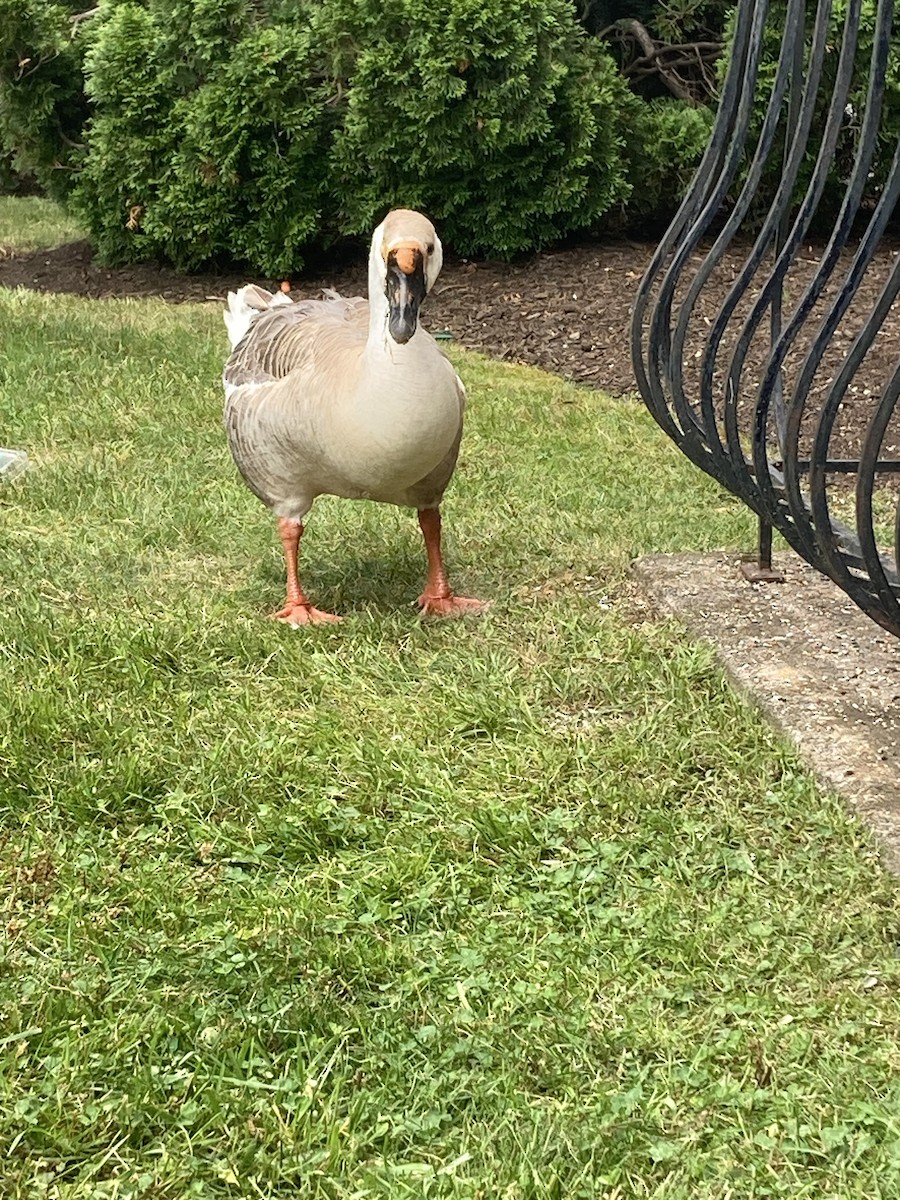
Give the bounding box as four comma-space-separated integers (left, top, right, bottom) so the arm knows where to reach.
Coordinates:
271, 517, 342, 625
417, 508, 486, 618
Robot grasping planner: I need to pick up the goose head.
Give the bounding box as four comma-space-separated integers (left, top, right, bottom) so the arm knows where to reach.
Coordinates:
370, 209, 443, 345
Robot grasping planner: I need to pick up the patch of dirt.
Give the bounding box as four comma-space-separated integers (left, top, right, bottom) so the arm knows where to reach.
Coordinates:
3, 234, 900, 467
1, 236, 651, 393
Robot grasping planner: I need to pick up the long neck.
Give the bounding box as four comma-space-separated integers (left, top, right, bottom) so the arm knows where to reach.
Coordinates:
365, 239, 429, 365
367, 237, 391, 345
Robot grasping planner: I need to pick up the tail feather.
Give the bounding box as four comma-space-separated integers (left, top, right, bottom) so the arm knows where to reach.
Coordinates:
224, 284, 292, 349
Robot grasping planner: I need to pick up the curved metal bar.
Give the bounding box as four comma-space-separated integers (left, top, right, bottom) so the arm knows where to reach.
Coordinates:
742, 0, 862, 512
630, 0, 900, 637
804, 143, 900, 598
772, 0, 891, 567
631, 0, 764, 452
719, 0, 833, 480
670, 0, 804, 461
856, 367, 900, 627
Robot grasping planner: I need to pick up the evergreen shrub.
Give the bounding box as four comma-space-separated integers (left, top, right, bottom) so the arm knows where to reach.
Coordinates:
618, 98, 713, 225
71, 0, 637, 270
1, 0, 716, 268
733, 0, 900, 224
0, 0, 89, 200
72, 1, 329, 270
324, 0, 634, 257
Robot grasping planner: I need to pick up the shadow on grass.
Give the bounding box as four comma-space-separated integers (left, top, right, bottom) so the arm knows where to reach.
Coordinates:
245, 545, 430, 619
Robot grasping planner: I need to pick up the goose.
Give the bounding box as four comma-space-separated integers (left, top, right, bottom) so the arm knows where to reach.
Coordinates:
223, 209, 485, 625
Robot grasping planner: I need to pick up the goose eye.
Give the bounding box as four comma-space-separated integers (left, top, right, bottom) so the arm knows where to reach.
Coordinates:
426, 242, 435, 255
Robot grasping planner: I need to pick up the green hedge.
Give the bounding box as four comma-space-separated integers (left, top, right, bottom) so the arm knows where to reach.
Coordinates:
323, 0, 633, 258
0, 0, 713, 270
73, 2, 331, 271
740, 0, 900, 225
0, 0, 90, 201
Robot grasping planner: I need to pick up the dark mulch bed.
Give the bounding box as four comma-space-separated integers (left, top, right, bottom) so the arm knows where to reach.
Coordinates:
0, 236, 650, 395
3, 235, 899, 463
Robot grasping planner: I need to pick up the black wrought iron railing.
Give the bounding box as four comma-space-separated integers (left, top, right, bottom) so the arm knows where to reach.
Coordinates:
631, 0, 900, 635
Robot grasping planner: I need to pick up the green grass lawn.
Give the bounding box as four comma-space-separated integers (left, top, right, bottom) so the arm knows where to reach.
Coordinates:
1, 265, 899, 1197
0, 196, 86, 254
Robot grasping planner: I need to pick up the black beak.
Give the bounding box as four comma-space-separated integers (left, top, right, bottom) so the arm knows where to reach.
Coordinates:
386, 249, 427, 344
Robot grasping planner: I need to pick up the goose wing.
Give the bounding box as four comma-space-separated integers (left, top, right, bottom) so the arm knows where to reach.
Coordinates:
223, 288, 369, 515
224, 289, 368, 392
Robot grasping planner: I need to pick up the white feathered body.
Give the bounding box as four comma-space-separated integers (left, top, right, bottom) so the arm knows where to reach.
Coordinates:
223, 285, 465, 522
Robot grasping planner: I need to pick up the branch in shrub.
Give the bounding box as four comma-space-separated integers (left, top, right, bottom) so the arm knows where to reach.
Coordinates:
70, 8, 100, 27
600, 19, 722, 105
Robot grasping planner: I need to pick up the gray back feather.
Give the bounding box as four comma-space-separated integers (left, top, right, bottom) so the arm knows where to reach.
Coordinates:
224, 292, 368, 390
